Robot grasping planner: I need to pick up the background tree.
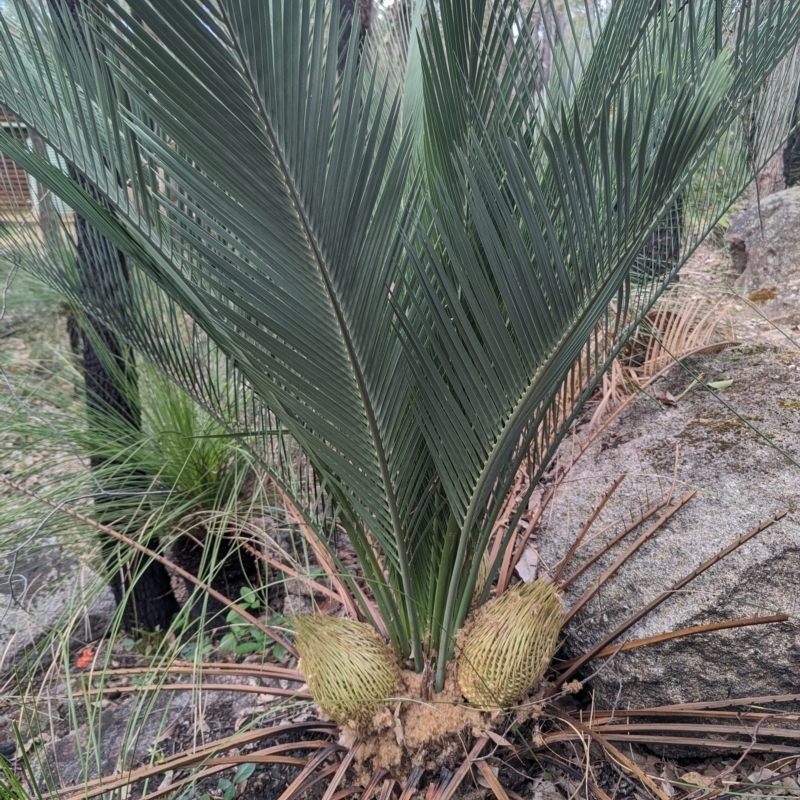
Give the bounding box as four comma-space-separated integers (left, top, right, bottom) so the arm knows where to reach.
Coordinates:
784, 83, 800, 187
45, 0, 177, 630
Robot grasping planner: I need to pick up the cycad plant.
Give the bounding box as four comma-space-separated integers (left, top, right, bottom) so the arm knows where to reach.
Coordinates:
0, 0, 798, 713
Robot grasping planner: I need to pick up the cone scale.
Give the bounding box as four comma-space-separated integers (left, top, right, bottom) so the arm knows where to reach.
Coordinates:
457, 580, 563, 708
295, 615, 399, 724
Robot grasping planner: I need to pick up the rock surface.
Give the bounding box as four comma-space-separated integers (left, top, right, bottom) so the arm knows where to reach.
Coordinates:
537, 344, 800, 709
40, 692, 191, 790
37, 674, 289, 790
726, 187, 800, 322
0, 539, 116, 672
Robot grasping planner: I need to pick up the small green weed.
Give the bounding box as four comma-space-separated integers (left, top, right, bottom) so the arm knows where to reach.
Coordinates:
177, 762, 257, 800
219, 587, 289, 660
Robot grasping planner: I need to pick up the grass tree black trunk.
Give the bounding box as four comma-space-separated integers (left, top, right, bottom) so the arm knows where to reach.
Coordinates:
49, 0, 177, 631
338, 0, 372, 71
784, 83, 800, 188
74, 204, 177, 632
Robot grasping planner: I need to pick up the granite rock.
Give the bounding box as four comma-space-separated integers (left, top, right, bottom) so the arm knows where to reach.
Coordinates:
726, 187, 800, 322
537, 345, 800, 709
0, 537, 116, 672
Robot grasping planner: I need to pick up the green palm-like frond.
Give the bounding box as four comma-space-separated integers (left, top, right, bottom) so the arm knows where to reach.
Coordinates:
0, 0, 431, 661
400, 0, 800, 686
0, 0, 798, 684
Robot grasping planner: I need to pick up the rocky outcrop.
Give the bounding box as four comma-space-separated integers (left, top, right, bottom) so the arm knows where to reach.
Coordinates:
536, 345, 800, 709
0, 538, 115, 672
726, 187, 800, 322
39, 692, 191, 790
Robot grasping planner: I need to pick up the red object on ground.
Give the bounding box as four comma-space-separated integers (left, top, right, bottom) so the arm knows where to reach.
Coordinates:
75, 647, 95, 670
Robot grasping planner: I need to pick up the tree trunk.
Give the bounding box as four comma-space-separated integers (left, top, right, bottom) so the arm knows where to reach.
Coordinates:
632, 194, 684, 284
784, 83, 800, 188
48, 0, 177, 632
74, 199, 177, 631
338, 0, 372, 72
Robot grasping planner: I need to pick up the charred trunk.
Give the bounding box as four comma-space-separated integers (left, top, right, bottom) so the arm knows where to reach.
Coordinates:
784, 83, 800, 188
631, 194, 684, 285
338, 0, 372, 73
49, 0, 177, 631
74, 200, 177, 631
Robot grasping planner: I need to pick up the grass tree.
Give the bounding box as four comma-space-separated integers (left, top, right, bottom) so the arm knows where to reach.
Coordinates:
45, 0, 179, 632
0, 0, 798, 715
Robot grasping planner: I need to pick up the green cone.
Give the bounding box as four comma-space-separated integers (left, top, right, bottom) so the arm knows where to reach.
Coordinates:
295, 615, 399, 724
457, 580, 563, 708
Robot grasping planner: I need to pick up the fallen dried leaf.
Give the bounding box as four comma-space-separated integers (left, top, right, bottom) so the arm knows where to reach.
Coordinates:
394, 704, 404, 748
680, 770, 715, 788
748, 768, 778, 784
485, 730, 513, 748
653, 388, 676, 406
475, 763, 500, 790
514, 542, 538, 583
